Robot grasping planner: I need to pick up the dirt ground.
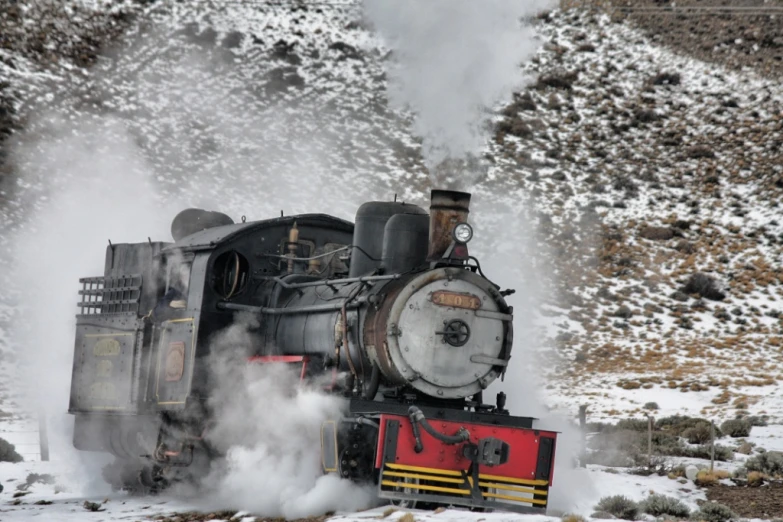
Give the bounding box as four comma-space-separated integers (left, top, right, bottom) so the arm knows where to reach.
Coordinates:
619, 0, 783, 78
705, 482, 783, 519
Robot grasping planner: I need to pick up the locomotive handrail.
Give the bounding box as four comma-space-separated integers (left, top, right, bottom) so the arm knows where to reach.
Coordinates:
271, 274, 401, 289
260, 246, 351, 262
217, 296, 369, 315
78, 299, 140, 307
79, 286, 140, 295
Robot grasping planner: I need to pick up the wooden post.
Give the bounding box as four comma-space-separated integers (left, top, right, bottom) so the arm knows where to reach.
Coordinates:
38, 411, 49, 462
647, 415, 653, 468
710, 420, 715, 472
579, 405, 587, 468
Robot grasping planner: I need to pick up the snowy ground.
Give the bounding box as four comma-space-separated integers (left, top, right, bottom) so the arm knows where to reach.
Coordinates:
0, 459, 710, 521
3, 408, 782, 520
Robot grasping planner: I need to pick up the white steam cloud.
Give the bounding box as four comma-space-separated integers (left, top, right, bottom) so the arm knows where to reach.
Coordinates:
201, 319, 374, 517
471, 196, 597, 515
8, 116, 170, 494
363, 0, 553, 186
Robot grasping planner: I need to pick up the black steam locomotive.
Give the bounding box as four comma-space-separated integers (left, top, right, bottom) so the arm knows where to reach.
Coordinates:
68, 190, 557, 513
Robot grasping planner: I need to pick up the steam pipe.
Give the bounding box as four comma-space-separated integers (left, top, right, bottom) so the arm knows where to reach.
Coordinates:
341, 303, 359, 382
218, 297, 368, 315
408, 406, 471, 453
267, 274, 320, 309
410, 414, 424, 453
362, 363, 381, 400
344, 417, 380, 429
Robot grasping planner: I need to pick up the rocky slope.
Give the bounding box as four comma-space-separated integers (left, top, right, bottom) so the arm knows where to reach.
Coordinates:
624, 0, 783, 79
495, 8, 783, 420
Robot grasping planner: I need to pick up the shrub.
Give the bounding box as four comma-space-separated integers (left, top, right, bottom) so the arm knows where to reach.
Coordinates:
681, 272, 725, 301
695, 470, 717, 486
745, 451, 783, 475
588, 430, 645, 454
616, 419, 649, 432
682, 444, 733, 462
651, 431, 682, 448
720, 419, 752, 438
643, 402, 659, 410
640, 226, 674, 241
695, 469, 729, 486
0, 437, 23, 463
583, 449, 635, 468
639, 493, 690, 518
668, 464, 687, 479
747, 471, 767, 486
693, 502, 737, 522
745, 415, 769, 427
586, 421, 613, 433
537, 71, 578, 90
561, 515, 586, 522
595, 495, 640, 520
657, 415, 689, 431
650, 72, 681, 86
656, 415, 723, 438
683, 422, 712, 444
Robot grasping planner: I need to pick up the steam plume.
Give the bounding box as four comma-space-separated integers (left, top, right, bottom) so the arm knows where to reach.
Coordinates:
202, 319, 374, 517
8, 116, 169, 494
363, 0, 553, 187
473, 196, 596, 514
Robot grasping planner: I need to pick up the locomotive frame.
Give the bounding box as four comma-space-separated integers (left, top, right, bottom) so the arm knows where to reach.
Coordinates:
68, 190, 557, 514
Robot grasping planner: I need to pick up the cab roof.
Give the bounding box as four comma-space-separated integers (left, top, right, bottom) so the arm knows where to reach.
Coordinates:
163, 213, 354, 253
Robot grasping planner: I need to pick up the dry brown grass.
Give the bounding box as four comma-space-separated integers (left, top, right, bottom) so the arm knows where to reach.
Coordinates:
398, 513, 416, 522
695, 470, 730, 486
747, 471, 768, 486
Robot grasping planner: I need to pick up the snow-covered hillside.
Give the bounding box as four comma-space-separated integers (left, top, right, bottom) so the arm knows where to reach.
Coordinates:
1, 0, 783, 520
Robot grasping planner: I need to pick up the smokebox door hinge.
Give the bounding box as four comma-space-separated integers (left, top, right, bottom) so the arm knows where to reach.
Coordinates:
387, 324, 402, 337
470, 354, 508, 367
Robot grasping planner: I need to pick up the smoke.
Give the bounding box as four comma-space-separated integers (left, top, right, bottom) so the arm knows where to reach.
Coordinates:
200, 318, 375, 517
363, 0, 553, 187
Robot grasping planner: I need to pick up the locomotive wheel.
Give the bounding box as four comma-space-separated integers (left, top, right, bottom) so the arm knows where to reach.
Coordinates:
101, 459, 145, 494
337, 426, 376, 483
139, 465, 169, 494
338, 447, 371, 482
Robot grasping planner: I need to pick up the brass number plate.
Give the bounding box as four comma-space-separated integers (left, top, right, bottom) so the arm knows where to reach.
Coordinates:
431, 291, 481, 310
165, 342, 186, 382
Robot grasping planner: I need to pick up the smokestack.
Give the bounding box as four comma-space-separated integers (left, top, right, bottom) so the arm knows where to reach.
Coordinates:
427, 189, 471, 261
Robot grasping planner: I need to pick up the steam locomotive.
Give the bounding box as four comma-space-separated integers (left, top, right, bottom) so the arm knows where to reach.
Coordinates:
68, 189, 557, 513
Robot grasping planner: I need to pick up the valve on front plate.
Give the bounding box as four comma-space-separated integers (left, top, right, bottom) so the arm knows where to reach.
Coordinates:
435, 319, 471, 347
